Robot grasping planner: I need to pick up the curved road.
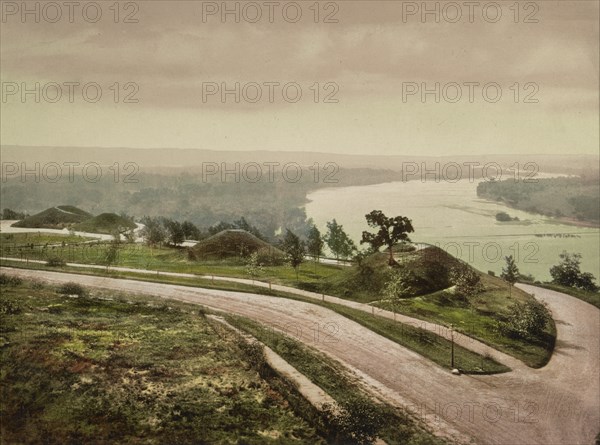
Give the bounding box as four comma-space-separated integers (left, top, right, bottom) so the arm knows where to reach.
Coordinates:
2, 267, 598, 445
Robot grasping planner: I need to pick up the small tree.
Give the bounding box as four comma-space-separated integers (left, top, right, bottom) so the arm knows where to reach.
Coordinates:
361, 210, 415, 266
245, 252, 264, 284
181, 220, 201, 240
141, 217, 166, 246
282, 229, 305, 281
500, 255, 520, 296
104, 231, 120, 272
324, 219, 356, 261
382, 269, 414, 318
450, 265, 483, 298
306, 224, 324, 263
164, 219, 185, 246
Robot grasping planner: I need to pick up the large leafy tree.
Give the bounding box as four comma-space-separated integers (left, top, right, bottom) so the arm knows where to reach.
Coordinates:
360, 210, 414, 266
324, 219, 356, 260
550, 251, 598, 291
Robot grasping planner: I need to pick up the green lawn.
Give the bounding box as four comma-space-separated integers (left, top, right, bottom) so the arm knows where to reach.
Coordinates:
373, 274, 556, 368
0, 278, 327, 444
0, 232, 95, 247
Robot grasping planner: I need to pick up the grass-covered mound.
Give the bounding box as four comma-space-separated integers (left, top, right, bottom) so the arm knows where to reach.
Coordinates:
0, 277, 325, 444
73, 212, 136, 234
300, 245, 461, 303
192, 229, 284, 262
12, 205, 92, 229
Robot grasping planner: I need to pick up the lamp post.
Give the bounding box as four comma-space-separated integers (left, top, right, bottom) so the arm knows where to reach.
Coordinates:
450, 323, 455, 370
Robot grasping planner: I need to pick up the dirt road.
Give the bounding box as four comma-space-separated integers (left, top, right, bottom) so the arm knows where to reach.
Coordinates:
2, 267, 598, 445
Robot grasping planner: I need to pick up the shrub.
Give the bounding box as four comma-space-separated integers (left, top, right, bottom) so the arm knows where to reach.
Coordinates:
0, 298, 23, 315
29, 280, 45, 290
450, 265, 483, 298
46, 257, 66, 267
497, 300, 550, 340
58, 282, 87, 296
324, 396, 386, 445
0, 274, 22, 287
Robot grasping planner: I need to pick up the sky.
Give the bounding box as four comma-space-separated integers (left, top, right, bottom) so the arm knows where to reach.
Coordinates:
1, 0, 598, 156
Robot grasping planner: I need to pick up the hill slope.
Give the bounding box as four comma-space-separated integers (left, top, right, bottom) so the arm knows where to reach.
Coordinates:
12, 206, 92, 229
73, 212, 136, 234
193, 229, 284, 261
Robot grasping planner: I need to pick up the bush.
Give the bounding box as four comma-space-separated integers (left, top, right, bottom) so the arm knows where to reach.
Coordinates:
0, 298, 22, 315
46, 257, 66, 267
29, 280, 45, 290
324, 396, 386, 445
58, 282, 87, 296
497, 300, 550, 340
450, 265, 483, 298
0, 274, 22, 287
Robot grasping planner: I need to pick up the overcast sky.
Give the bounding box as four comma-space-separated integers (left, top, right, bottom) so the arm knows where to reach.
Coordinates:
1, 0, 598, 156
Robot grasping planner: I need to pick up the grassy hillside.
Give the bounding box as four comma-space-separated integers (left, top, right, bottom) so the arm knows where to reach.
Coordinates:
0, 277, 326, 444
192, 229, 285, 261
73, 212, 136, 234
12, 206, 92, 229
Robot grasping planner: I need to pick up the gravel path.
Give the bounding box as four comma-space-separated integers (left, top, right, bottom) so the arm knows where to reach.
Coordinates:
2, 267, 598, 445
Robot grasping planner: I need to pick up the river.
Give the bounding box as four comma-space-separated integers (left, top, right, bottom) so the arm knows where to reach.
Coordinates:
305, 179, 600, 281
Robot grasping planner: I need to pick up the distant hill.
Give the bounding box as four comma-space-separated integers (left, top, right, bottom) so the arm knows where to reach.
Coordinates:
12, 206, 92, 229
73, 213, 136, 235
477, 176, 600, 226
192, 229, 284, 261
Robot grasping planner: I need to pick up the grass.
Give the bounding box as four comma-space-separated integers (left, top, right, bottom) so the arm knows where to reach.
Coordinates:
532, 282, 600, 309
317, 301, 510, 374
73, 212, 136, 234
225, 315, 447, 445
0, 232, 95, 246
0, 278, 327, 444
1, 258, 508, 374
0, 240, 342, 284
373, 274, 556, 368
